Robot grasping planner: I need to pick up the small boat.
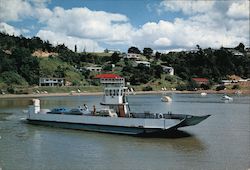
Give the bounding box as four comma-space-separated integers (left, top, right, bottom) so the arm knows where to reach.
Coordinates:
200, 92, 207, 96
221, 95, 233, 101
26, 74, 210, 136
161, 96, 172, 102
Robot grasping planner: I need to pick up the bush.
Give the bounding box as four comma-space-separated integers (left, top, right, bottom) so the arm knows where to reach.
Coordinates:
232, 84, 240, 89
7, 87, 15, 94
176, 84, 187, 91
142, 86, 153, 91
0, 71, 28, 86
200, 83, 210, 90
216, 85, 225, 91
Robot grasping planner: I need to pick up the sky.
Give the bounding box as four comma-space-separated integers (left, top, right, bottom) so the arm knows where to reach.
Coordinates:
0, 0, 249, 53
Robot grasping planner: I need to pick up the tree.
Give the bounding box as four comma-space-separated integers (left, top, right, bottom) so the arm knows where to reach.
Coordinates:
0, 71, 28, 85
155, 51, 161, 60
234, 43, 245, 53
111, 52, 120, 64
128, 46, 141, 54
74, 45, 77, 53
11, 48, 40, 85
143, 48, 153, 60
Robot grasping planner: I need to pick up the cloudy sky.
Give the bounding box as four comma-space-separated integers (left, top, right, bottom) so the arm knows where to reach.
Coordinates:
0, 0, 249, 52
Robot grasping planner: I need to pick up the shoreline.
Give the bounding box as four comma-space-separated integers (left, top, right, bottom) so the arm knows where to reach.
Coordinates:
0, 89, 249, 99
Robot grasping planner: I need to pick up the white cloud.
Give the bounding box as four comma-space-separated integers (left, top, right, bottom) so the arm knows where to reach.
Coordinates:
227, 1, 249, 19
35, 8, 53, 22
32, 7, 135, 51
1, 0, 249, 52
0, 22, 23, 36
0, 0, 51, 22
37, 30, 104, 52
154, 38, 171, 47
136, 0, 249, 50
0, 0, 33, 21
41, 7, 133, 44
160, 0, 215, 15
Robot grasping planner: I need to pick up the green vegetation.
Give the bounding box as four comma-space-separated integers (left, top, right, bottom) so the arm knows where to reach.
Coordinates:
0, 32, 250, 94
159, 45, 250, 81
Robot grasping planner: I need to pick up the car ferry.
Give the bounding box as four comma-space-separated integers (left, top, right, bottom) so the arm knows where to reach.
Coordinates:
27, 74, 210, 136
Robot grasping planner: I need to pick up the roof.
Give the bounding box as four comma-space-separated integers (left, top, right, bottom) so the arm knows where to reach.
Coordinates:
192, 78, 209, 82
135, 61, 150, 64
95, 74, 122, 79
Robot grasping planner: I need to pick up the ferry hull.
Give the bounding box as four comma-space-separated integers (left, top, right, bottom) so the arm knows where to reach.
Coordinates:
27, 119, 171, 136
26, 113, 210, 136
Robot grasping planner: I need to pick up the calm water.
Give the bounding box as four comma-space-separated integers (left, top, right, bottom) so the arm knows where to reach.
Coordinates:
0, 93, 249, 170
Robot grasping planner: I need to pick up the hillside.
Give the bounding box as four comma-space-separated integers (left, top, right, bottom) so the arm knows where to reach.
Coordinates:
0, 32, 250, 94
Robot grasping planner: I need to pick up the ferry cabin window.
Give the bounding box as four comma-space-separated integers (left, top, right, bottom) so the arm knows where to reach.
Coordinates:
110, 90, 112, 96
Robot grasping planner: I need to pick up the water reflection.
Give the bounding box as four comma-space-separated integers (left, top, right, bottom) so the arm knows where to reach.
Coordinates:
0, 94, 249, 170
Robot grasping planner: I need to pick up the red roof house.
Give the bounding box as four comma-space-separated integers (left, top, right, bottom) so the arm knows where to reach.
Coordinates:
95, 74, 122, 79
192, 78, 209, 85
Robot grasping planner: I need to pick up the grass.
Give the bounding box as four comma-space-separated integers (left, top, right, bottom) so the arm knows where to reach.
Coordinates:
35, 86, 103, 93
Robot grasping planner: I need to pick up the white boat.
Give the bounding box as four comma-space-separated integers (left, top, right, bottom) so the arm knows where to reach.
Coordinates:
26, 74, 210, 136
200, 92, 207, 96
221, 95, 233, 101
161, 96, 172, 102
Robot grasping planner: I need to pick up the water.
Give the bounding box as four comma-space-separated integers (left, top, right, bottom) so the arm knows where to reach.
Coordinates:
0, 93, 249, 170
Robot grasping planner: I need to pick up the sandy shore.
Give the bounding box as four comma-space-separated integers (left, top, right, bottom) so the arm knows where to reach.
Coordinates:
0, 89, 249, 99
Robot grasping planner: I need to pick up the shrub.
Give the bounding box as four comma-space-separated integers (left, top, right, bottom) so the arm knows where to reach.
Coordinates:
0, 71, 28, 86
7, 87, 15, 94
216, 85, 225, 91
142, 86, 153, 91
232, 84, 240, 89
176, 84, 187, 91
200, 83, 210, 90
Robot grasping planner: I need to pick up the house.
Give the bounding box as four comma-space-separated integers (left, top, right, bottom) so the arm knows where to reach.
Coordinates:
104, 49, 120, 54
225, 48, 244, 56
133, 61, 151, 67
85, 66, 102, 72
39, 78, 65, 86
95, 74, 125, 86
124, 53, 140, 60
162, 66, 174, 75
192, 78, 209, 85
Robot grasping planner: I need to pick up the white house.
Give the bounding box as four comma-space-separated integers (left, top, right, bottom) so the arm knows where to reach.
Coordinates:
162, 66, 174, 75
133, 61, 151, 67
124, 53, 140, 60
39, 78, 65, 86
85, 66, 102, 72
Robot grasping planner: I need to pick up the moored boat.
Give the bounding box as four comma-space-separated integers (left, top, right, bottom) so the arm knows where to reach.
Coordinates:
26, 74, 210, 136
221, 95, 233, 101
161, 95, 172, 102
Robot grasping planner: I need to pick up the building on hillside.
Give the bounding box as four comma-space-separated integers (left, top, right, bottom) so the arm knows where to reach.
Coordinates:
85, 66, 102, 72
192, 78, 209, 85
95, 74, 125, 87
225, 48, 244, 56
104, 49, 120, 54
245, 47, 250, 55
39, 78, 65, 86
162, 66, 174, 75
124, 53, 140, 60
133, 60, 151, 67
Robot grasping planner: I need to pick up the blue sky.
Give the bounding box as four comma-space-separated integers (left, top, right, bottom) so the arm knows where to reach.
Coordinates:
0, 0, 249, 52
